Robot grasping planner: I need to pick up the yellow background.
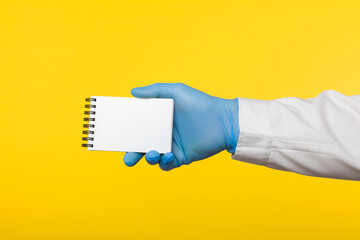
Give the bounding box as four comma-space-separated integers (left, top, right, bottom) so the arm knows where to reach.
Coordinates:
1, 1, 359, 239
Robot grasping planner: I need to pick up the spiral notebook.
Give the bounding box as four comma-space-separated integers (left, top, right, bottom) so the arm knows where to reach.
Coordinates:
82, 96, 174, 153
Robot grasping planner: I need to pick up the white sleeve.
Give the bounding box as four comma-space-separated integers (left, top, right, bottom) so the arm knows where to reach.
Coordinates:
232, 90, 360, 180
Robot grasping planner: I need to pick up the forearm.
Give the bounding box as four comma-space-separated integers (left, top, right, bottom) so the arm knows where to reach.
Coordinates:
232, 91, 360, 180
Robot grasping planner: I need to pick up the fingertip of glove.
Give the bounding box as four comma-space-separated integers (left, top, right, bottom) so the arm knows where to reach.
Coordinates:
145, 150, 160, 165
123, 152, 142, 167
159, 153, 175, 171
130, 88, 140, 97
124, 158, 136, 167
162, 152, 174, 165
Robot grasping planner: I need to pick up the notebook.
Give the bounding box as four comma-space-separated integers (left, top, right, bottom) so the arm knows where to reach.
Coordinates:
82, 96, 174, 153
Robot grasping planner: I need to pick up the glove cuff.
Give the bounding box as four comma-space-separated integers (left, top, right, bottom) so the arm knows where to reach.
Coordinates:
223, 98, 240, 153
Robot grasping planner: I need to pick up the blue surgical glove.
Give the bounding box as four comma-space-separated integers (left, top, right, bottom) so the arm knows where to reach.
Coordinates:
123, 83, 239, 171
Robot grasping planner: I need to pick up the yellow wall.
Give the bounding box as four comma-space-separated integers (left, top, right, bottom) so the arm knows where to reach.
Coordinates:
1, 1, 359, 239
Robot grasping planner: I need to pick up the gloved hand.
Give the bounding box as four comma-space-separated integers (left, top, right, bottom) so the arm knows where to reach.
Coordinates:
123, 83, 239, 171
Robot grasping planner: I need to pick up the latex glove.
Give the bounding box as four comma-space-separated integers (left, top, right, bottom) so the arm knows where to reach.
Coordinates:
123, 83, 239, 171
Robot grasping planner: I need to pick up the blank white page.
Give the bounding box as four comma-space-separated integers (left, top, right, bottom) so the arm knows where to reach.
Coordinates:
88, 96, 174, 153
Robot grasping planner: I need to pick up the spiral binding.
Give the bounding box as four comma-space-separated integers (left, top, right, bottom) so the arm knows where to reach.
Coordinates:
82, 98, 96, 148
84, 111, 96, 115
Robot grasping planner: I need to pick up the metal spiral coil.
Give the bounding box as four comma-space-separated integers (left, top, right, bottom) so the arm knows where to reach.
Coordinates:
82, 97, 96, 148
85, 104, 96, 108
83, 130, 94, 135
83, 118, 95, 122
85, 98, 97, 102
82, 144, 93, 147
82, 137, 94, 141
84, 111, 95, 115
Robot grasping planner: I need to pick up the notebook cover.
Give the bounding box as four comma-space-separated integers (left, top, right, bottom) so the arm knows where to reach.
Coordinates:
85, 96, 174, 153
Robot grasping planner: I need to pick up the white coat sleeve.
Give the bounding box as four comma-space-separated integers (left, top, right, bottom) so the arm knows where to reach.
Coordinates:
232, 90, 360, 180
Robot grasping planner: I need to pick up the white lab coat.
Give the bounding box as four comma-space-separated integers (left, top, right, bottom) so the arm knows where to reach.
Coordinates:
232, 90, 360, 180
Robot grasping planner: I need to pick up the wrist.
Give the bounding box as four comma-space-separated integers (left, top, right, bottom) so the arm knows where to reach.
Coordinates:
227, 98, 240, 153
217, 98, 239, 153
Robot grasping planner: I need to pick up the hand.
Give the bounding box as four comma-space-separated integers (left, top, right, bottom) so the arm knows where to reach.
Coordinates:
123, 83, 239, 171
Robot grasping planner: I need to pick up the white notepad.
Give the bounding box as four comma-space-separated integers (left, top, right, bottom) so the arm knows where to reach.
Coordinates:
82, 96, 174, 153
